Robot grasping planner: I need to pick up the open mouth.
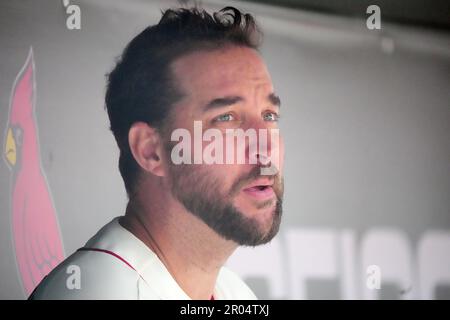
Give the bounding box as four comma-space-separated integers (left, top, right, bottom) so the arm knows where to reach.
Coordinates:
253, 185, 270, 191
242, 180, 275, 200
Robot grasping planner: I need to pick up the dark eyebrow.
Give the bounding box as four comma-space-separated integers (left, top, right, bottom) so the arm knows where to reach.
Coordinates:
203, 96, 244, 112
268, 93, 281, 108
202, 93, 281, 112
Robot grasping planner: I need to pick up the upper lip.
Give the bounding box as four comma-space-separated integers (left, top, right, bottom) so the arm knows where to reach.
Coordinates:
243, 178, 274, 189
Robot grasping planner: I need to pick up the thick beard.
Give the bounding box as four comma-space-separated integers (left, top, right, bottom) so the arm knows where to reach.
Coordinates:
168, 164, 283, 246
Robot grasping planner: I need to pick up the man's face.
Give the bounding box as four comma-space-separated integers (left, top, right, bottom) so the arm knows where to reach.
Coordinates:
165, 46, 284, 246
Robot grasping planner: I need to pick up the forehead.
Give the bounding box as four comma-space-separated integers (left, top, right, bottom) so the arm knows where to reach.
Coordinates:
170, 46, 273, 100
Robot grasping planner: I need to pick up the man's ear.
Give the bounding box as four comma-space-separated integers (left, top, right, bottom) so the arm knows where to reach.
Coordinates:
128, 122, 165, 177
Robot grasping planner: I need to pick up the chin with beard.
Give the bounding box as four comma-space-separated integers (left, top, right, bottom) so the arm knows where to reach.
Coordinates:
168, 163, 284, 247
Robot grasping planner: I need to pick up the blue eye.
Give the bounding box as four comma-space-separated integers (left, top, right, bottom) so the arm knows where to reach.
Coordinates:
263, 112, 279, 122
214, 113, 235, 122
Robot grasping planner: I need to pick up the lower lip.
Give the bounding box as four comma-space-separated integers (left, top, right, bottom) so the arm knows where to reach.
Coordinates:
242, 186, 275, 200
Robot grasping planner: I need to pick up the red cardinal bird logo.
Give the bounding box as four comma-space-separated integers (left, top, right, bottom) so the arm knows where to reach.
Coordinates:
3, 48, 65, 296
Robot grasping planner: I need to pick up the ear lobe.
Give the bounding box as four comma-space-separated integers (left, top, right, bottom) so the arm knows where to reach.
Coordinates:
128, 122, 165, 177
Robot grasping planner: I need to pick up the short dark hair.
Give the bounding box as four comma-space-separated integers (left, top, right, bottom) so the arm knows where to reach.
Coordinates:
105, 6, 262, 198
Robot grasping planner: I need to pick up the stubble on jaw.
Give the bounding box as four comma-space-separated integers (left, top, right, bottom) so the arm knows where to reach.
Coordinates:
166, 160, 284, 246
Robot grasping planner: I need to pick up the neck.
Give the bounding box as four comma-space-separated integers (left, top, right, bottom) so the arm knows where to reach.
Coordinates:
120, 187, 238, 300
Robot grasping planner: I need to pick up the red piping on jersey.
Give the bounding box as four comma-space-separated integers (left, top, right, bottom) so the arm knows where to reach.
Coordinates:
77, 247, 136, 271
78, 247, 215, 299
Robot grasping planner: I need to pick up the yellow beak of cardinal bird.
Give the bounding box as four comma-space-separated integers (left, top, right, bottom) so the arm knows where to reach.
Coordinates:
3, 48, 65, 297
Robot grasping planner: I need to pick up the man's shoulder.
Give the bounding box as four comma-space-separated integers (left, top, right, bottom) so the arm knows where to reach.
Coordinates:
30, 248, 143, 299
216, 266, 257, 300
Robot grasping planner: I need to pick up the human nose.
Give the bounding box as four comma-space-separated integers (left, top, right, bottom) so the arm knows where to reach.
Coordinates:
246, 121, 282, 176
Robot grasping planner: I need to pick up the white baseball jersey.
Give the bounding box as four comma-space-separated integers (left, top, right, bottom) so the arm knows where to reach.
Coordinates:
30, 217, 257, 300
